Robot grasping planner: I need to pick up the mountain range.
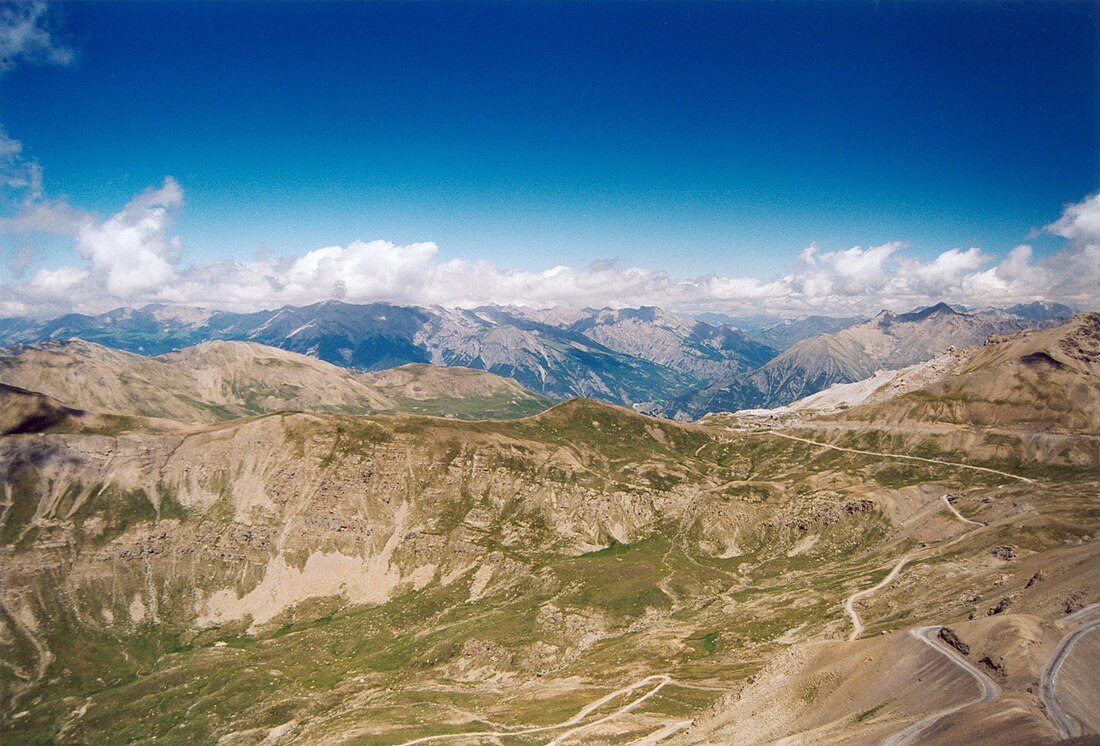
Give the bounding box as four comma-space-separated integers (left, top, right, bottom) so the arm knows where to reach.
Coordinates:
2, 313, 1097, 744
694, 311, 866, 350
0, 300, 1075, 418
674, 302, 1073, 418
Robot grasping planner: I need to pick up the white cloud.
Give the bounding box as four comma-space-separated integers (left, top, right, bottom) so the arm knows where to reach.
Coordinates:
30, 265, 87, 294
0, 3, 73, 205
0, 1, 73, 73
74, 178, 182, 297
0, 195, 91, 235
0, 126, 43, 201
897, 247, 988, 296
2, 182, 1099, 319
703, 275, 793, 301
812, 242, 904, 294
1046, 192, 1100, 245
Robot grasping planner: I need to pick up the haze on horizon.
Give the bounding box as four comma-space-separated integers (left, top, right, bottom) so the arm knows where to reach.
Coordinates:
0, 0, 1097, 319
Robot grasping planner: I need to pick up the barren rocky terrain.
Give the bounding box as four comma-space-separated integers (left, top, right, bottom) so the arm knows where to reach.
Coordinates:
1, 314, 1097, 744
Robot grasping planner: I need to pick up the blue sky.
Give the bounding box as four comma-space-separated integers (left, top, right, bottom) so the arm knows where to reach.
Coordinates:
0, 1, 1098, 316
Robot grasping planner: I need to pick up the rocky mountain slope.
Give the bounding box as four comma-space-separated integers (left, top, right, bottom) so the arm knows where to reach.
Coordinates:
826, 312, 1100, 434
1003, 300, 1077, 321
566, 306, 775, 383
0, 302, 777, 410
697, 312, 866, 350
678, 302, 1071, 418
2, 341, 1098, 743
731, 312, 1100, 437
0, 339, 552, 422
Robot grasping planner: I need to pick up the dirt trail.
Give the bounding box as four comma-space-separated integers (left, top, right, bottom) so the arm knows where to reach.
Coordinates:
874, 484, 1003, 744
758, 430, 1034, 483
940, 495, 983, 527
544, 675, 675, 745
783, 420, 1100, 442
1038, 603, 1100, 739
882, 626, 1003, 746
844, 553, 915, 641
0, 593, 53, 712
392, 674, 674, 746
625, 719, 693, 745
844, 455, 993, 642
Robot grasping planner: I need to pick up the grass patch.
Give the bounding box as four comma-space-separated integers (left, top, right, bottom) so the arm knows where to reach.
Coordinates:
685, 631, 720, 655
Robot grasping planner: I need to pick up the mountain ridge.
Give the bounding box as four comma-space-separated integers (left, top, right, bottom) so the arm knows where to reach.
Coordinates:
1, 313, 1098, 744
0, 300, 1076, 419
678, 302, 1072, 417
0, 338, 552, 422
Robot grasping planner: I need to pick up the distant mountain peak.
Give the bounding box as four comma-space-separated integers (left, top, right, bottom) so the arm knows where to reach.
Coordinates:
870, 309, 896, 325
1006, 300, 1076, 321
896, 302, 961, 323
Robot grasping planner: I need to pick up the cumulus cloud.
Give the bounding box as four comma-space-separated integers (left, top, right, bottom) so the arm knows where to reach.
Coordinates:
1036, 193, 1100, 308
29, 264, 87, 294
75, 177, 183, 297
2, 181, 1099, 319
1046, 192, 1100, 244
814, 242, 904, 294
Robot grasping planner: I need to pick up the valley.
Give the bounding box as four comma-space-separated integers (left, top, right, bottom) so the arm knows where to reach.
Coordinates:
4, 2, 1095, 742
0, 300, 1070, 418
0, 314, 1097, 744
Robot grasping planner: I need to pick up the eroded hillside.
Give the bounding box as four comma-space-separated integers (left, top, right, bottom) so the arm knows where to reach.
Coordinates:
2, 375, 1097, 744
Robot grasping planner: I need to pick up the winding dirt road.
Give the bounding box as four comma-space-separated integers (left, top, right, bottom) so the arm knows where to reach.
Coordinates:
880, 626, 1003, 746
844, 553, 915, 641
759, 430, 1034, 484
395, 426, 1034, 745
1038, 602, 1100, 739
940, 495, 983, 527
392, 674, 675, 746
843, 481, 1004, 744
843, 460, 995, 643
